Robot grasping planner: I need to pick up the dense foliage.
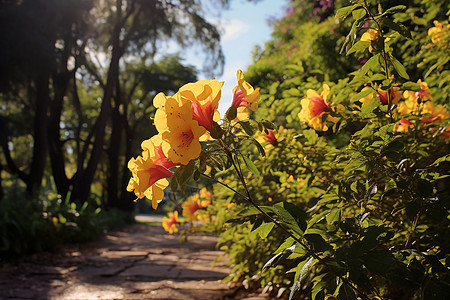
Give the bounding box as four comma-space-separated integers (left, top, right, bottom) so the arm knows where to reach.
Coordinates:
189, 0, 450, 299
0, 0, 229, 256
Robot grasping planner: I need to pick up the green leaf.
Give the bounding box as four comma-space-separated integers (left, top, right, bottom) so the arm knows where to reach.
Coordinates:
385, 140, 404, 152
260, 119, 276, 131
352, 8, 366, 21
416, 179, 434, 198
304, 234, 332, 252
362, 250, 395, 275
239, 120, 255, 136
326, 208, 341, 225
390, 55, 410, 80
383, 18, 412, 39
242, 154, 260, 177
338, 282, 358, 300
402, 81, 422, 91
335, 4, 361, 19
351, 87, 373, 102
289, 257, 314, 300
360, 54, 381, 76
340, 20, 357, 54
210, 122, 223, 139
303, 129, 318, 144
384, 5, 406, 14
254, 222, 275, 239
274, 202, 306, 235
249, 137, 266, 157
360, 97, 380, 115
225, 104, 237, 121
262, 244, 295, 271
347, 41, 370, 56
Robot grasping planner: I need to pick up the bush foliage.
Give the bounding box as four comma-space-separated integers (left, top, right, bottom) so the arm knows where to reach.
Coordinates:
196, 0, 450, 299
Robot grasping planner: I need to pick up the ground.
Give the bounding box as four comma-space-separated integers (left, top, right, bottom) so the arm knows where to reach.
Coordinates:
0, 222, 274, 300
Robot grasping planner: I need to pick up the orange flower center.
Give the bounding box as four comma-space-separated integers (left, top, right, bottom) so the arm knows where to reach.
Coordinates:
167, 216, 179, 227
188, 201, 202, 215
262, 130, 277, 146
399, 118, 412, 126
310, 96, 330, 117
233, 88, 248, 108
146, 165, 173, 187
179, 130, 194, 148
415, 90, 425, 98
153, 146, 177, 169
191, 97, 214, 131
376, 89, 397, 105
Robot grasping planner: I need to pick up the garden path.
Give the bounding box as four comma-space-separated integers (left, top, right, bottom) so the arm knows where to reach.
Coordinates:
0, 223, 270, 300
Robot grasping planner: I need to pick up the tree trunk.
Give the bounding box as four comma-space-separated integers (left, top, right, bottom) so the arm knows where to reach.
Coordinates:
70, 18, 123, 205
27, 71, 50, 194
47, 71, 72, 198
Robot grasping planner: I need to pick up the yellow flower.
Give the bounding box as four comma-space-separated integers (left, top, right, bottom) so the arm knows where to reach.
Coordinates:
127, 135, 176, 209
154, 95, 206, 165
403, 80, 433, 103
298, 84, 338, 130
177, 80, 224, 131
398, 97, 450, 125
359, 85, 402, 106
182, 194, 211, 221
199, 187, 212, 199
162, 211, 180, 234
394, 118, 413, 133
232, 69, 260, 121
421, 102, 450, 124
428, 21, 448, 43
361, 29, 378, 52
397, 97, 418, 115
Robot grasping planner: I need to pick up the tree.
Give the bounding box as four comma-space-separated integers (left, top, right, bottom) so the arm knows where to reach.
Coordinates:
0, 0, 227, 211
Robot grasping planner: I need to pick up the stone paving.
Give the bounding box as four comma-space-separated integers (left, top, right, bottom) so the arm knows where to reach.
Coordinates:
0, 224, 266, 300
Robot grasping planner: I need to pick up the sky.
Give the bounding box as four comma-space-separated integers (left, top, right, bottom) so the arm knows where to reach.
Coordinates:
185, 0, 289, 115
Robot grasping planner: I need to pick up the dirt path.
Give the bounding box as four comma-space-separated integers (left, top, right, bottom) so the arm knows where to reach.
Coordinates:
0, 224, 259, 300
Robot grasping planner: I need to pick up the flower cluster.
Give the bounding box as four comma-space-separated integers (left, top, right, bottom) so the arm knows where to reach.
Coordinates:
127, 70, 259, 209
127, 70, 261, 234
395, 80, 449, 134
298, 84, 340, 130
428, 20, 450, 47
182, 187, 212, 222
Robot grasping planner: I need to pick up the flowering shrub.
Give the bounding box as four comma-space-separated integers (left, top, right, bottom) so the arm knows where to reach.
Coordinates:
128, 1, 449, 299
